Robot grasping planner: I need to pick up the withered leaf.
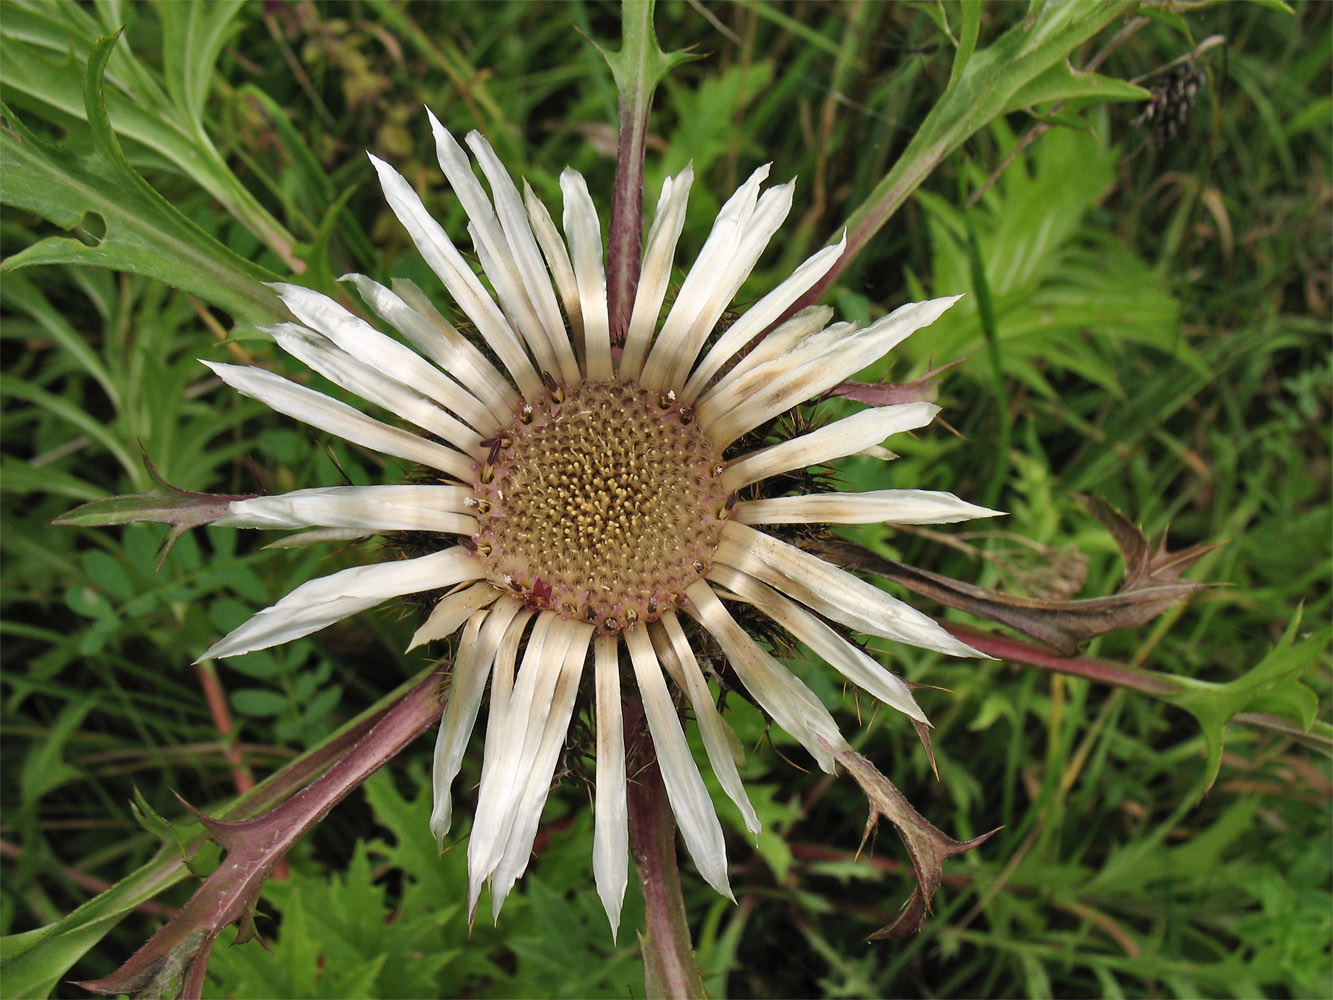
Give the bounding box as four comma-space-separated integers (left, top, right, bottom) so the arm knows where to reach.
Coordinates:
824, 359, 964, 407
824, 742, 998, 938
818, 495, 1221, 656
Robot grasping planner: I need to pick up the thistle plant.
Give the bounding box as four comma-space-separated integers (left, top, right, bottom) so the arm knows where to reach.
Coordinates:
3, 3, 1328, 1000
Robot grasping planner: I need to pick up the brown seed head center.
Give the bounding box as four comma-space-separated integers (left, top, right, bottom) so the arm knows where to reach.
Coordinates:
470, 379, 729, 633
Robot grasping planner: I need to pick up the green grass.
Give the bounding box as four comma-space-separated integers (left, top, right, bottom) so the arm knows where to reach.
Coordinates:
2, 2, 1329, 998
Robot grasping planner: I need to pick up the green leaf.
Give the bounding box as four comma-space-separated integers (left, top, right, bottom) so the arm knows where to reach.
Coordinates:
0, 844, 192, 1000
1164, 612, 1331, 794
803, 0, 1142, 303
1004, 60, 1150, 115
131, 786, 181, 845
1, 35, 284, 326
2, 270, 117, 406
230, 688, 290, 718
0, 373, 138, 477
910, 124, 1203, 395
1, 0, 299, 266
663, 61, 776, 177
20, 695, 97, 804
947, 0, 983, 88
158, 0, 248, 129
0, 455, 105, 502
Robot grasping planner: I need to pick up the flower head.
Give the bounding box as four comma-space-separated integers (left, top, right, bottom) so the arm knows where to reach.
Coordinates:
201, 111, 998, 931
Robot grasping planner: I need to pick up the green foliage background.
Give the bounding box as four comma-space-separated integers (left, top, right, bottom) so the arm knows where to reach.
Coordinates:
2, 1, 1329, 997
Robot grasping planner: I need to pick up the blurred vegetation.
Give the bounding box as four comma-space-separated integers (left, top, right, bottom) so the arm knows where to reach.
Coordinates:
2, 2, 1329, 998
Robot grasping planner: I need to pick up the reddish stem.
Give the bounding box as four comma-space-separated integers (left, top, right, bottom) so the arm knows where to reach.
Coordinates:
193, 661, 254, 796
941, 622, 1184, 697
608, 87, 645, 342
78, 671, 445, 1000
624, 696, 707, 999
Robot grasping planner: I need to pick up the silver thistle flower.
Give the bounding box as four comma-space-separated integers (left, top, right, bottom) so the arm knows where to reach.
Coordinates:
199, 111, 998, 932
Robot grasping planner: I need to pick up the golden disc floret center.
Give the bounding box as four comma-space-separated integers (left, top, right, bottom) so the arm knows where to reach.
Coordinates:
471, 380, 730, 633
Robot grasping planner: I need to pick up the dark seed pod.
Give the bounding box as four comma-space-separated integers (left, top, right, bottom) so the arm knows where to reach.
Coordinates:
1136, 61, 1206, 147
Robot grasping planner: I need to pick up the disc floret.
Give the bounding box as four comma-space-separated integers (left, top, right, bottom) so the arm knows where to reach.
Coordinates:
471, 379, 731, 633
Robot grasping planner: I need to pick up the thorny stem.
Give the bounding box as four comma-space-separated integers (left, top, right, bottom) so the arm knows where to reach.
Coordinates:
209, 667, 444, 844
624, 696, 708, 1000
78, 670, 447, 999
221, 666, 438, 820
608, 8, 705, 993
943, 623, 1333, 754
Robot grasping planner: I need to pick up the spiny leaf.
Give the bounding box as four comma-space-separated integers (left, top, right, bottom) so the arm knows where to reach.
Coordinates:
1163, 611, 1329, 795
591, 0, 697, 102
824, 742, 998, 939
53, 451, 254, 567
1075, 494, 1217, 593
821, 495, 1222, 655
825, 359, 966, 407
